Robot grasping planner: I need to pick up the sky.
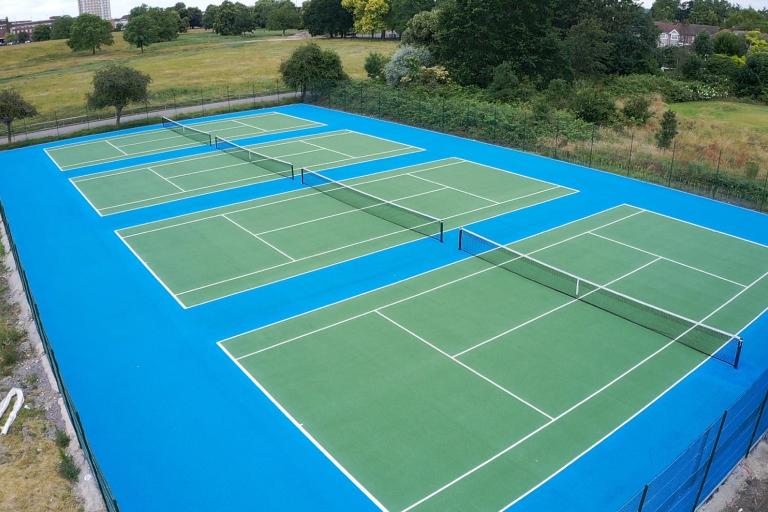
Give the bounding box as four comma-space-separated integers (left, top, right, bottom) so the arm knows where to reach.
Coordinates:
2, 0, 767, 22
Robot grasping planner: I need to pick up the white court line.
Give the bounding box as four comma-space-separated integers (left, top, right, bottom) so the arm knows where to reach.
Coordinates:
222, 215, 295, 261
175, 187, 448, 297
217, 343, 388, 511
115, 232, 186, 308
58, 140, 200, 170
497, 270, 768, 512
404, 269, 766, 512
407, 173, 499, 204
374, 310, 554, 420
231, 119, 268, 132
303, 140, 354, 158
589, 231, 748, 287
121, 160, 463, 237
147, 167, 185, 192
105, 139, 128, 155
453, 257, 663, 358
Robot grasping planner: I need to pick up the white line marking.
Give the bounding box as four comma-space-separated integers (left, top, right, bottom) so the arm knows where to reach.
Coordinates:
375, 310, 554, 420
217, 342, 388, 511
105, 139, 128, 155
147, 167, 185, 191
589, 231, 748, 287
407, 173, 499, 204
222, 215, 295, 261
303, 140, 354, 158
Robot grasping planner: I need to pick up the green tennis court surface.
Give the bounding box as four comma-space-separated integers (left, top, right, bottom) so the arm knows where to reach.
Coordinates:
219, 204, 768, 512
46, 112, 323, 171
72, 130, 422, 215
117, 158, 575, 307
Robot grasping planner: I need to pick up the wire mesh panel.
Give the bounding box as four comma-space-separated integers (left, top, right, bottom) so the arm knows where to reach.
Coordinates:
301, 168, 444, 242
215, 136, 294, 180
458, 228, 743, 367
161, 116, 212, 146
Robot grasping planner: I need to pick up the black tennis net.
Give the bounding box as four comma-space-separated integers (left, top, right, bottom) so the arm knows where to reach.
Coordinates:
301, 168, 444, 242
161, 117, 212, 146
214, 136, 295, 180
458, 228, 743, 368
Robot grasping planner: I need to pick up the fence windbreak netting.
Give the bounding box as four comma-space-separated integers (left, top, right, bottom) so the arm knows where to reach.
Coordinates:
458, 228, 743, 368
161, 117, 212, 146
301, 168, 444, 242
215, 136, 294, 179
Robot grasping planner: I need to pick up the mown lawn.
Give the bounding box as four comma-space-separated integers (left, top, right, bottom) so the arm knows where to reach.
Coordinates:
0, 29, 397, 119
670, 101, 768, 135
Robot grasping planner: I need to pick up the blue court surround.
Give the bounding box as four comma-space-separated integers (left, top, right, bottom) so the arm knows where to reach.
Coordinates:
0, 103, 766, 511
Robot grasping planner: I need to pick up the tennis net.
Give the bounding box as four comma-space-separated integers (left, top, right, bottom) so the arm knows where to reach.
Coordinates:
301, 168, 444, 242
214, 136, 295, 180
458, 228, 743, 368
161, 117, 212, 146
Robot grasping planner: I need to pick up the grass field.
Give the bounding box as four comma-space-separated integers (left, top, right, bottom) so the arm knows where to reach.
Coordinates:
0, 29, 396, 119
670, 101, 768, 135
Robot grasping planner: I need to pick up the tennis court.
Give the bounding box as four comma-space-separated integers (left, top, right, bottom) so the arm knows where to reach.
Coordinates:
71, 129, 422, 215
116, 158, 575, 307
219, 204, 768, 512
45, 112, 324, 171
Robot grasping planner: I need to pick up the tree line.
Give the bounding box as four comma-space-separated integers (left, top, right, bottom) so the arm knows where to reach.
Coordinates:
651, 0, 768, 30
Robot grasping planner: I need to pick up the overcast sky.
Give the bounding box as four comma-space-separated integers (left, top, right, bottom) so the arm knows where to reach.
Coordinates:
4, 0, 768, 22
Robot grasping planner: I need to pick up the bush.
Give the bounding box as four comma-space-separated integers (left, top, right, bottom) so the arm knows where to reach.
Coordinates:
383, 45, 432, 86
0, 323, 24, 371
734, 53, 768, 101
681, 54, 704, 80
622, 97, 652, 126
713, 31, 747, 57
364, 52, 388, 81
745, 161, 760, 180
543, 79, 572, 110
569, 88, 615, 125
705, 54, 743, 81
55, 430, 70, 449
488, 62, 533, 102
656, 110, 678, 149
58, 450, 80, 482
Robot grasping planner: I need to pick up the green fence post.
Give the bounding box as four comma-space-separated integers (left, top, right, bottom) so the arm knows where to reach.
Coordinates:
589, 125, 596, 167
692, 411, 728, 512
637, 484, 649, 512
760, 171, 768, 212
745, 389, 768, 459
627, 130, 634, 172
667, 140, 677, 187
711, 148, 722, 199
54, 111, 60, 137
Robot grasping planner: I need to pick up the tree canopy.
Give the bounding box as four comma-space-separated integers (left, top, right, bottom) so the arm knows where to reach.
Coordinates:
213, 1, 255, 35
341, 0, 390, 35
67, 13, 114, 55
32, 25, 52, 42
123, 14, 158, 52
266, 0, 301, 35
0, 90, 38, 144
280, 43, 348, 100
86, 65, 151, 125
51, 16, 75, 40
302, 0, 353, 37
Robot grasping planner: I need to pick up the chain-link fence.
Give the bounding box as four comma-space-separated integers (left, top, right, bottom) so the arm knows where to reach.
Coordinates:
307, 81, 768, 213
0, 80, 294, 144
0, 202, 120, 512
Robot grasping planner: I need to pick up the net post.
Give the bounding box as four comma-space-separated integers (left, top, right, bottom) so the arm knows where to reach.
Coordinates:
290, 165, 295, 181
636, 484, 649, 512
692, 411, 727, 511
300, 167, 307, 185
733, 338, 743, 369
439, 222, 444, 243
745, 388, 768, 460
458, 228, 464, 251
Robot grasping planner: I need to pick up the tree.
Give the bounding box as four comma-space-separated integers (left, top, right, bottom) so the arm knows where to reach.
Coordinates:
86, 65, 151, 126
341, 0, 390, 36
603, 1, 659, 75
693, 31, 714, 58
387, 0, 435, 34
202, 4, 219, 29
656, 110, 678, 149
213, 1, 255, 35
681, 54, 704, 79
123, 15, 157, 53
488, 62, 532, 102
188, 7, 204, 28
0, 90, 38, 144
565, 18, 612, 79
67, 13, 114, 55
745, 30, 768, 54
734, 52, 768, 99
51, 16, 75, 40
302, 0, 353, 37
401, 9, 439, 48
365, 52, 389, 80
15, 32, 30, 44
280, 43, 348, 100
267, 0, 301, 35
254, 0, 278, 28
622, 97, 653, 126
115, 22, 125, 31
32, 25, 52, 42
705, 53, 742, 80
172, 2, 190, 32
713, 31, 747, 56
651, 0, 679, 21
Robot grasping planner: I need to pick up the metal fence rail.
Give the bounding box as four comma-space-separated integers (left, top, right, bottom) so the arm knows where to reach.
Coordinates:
0, 201, 119, 512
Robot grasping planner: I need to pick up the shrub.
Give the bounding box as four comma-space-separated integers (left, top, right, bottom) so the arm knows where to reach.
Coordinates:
569, 88, 615, 125
745, 161, 760, 180
543, 79, 572, 110
58, 450, 80, 482
0, 323, 24, 371
705, 54, 743, 81
364, 52, 388, 81
55, 430, 70, 449
487, 62, 534, 102
383, 45, 432, 86
681, 54, 704, 80
713, 31, 747, 57
622, 97, 653, 126
656, 110, 678, 149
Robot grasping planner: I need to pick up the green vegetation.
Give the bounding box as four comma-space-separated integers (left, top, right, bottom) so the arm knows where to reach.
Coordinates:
0, 30, 396, 122
280, 43, 348, 100
57, 451, 80, 482
67, 13, 114, 55
86, 65, 152, 125
669, 100, 768, 133
0, 90, 38, 144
